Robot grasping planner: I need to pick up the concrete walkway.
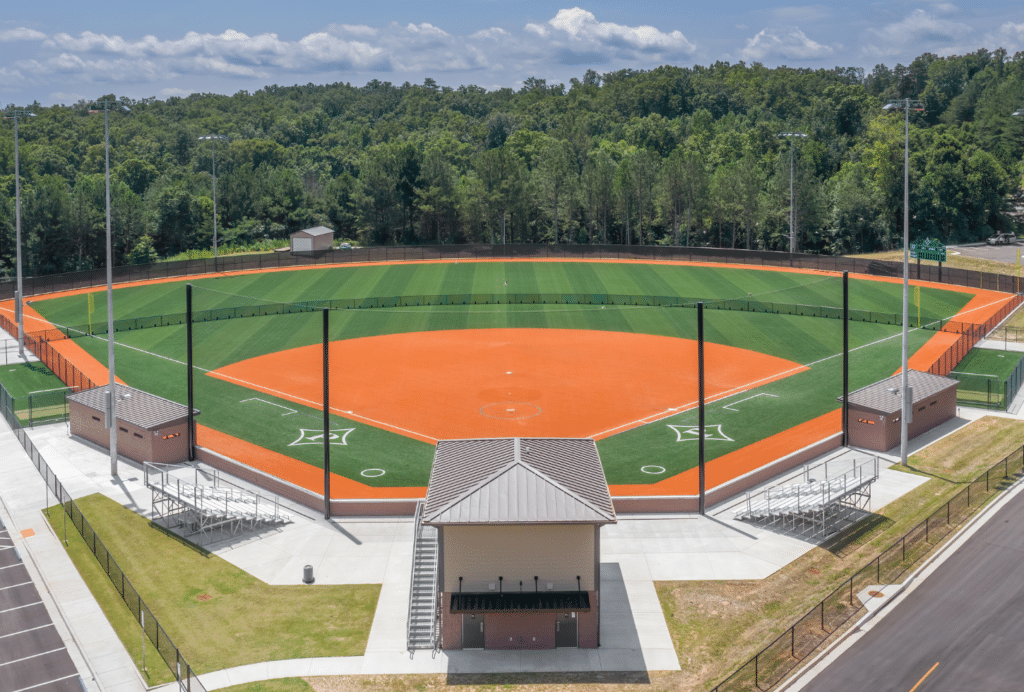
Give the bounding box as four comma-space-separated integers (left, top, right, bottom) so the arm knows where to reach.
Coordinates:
1, 408, 996, 690
0, 417, 144, 692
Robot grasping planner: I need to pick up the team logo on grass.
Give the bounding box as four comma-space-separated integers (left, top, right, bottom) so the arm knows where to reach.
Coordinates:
289, 429, 354, 446
667, 424, 733, 443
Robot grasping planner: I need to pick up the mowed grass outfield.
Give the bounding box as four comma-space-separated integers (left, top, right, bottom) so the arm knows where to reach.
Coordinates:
29, 262, 972, 488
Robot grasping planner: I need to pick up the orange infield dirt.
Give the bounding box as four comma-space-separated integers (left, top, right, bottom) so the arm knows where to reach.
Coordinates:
208, 328, 808, 443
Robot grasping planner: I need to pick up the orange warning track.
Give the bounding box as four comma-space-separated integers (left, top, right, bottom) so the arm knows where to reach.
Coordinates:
208, 328, 807, 443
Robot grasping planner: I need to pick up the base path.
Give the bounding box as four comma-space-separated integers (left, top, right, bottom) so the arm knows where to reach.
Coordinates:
208, 328, 807, 442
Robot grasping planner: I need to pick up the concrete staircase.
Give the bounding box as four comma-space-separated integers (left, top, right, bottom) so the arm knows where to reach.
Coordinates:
407, 505, 439, 651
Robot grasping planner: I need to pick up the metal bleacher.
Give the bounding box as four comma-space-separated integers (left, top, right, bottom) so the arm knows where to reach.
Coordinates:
733, 455, 879, 537
145, 462, 291, 543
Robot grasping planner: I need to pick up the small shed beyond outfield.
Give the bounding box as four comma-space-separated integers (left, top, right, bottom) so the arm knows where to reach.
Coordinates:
289, 226, 334, 253
424, 437, 616, 651
840, 370, 958, 452
68, 384, 198, 465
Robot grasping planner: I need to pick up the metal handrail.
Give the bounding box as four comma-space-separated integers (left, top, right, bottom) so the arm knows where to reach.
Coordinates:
406, 499, 424, 652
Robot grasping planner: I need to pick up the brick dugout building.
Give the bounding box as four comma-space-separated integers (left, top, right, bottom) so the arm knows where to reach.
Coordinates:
840, 370, 958, 452
424, 437, 616, 650
68, 384, 198, 465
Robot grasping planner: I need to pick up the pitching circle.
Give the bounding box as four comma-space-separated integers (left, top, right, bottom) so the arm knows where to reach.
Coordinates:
479, 401, 542, 420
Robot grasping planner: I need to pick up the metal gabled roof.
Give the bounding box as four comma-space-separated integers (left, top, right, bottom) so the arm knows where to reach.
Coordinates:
422, 437, 616, 526
839, 369, 959, 415
67, 383, 198, 431
291, 225, 334, 237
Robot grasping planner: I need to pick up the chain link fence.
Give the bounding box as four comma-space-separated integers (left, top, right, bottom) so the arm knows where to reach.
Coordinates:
2, 244, 1023, 301
709, 448, 1024, 692
0, 381, 207, 692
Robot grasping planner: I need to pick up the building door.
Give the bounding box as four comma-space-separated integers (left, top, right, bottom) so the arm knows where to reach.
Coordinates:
462, 614, 484, 649
555, 613, 577, 648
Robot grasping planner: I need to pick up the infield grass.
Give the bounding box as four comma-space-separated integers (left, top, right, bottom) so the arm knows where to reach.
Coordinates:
29, 262, 976, 488
45, 494, 379, 683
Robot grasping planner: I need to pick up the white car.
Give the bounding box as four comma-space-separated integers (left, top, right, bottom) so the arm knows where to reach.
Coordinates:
987, 233, 1016, 245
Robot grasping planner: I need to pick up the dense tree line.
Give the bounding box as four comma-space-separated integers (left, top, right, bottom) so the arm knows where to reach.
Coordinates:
2, 49, 1024, 278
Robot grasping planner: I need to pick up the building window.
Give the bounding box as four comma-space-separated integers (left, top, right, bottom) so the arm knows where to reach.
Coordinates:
162, 433, 180, 440
857, 418, 876, 425
118, 427, 128, 433
133, 432, 143, 438
92, 416, 100, 422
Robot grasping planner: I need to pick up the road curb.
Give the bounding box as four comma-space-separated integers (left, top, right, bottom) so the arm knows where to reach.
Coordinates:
778, 470, 1024, 691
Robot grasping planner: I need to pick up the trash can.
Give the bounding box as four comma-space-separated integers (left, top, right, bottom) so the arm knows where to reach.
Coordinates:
303, 565, 314, 584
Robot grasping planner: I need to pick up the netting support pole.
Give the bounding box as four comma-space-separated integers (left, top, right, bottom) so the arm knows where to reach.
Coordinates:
186, 284, 195, 462
698, 301, 706, 515
323, 308, 331, 520
843, 271, 849, 447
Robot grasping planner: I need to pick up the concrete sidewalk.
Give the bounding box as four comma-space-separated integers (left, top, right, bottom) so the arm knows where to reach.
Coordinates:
1, 411, 982, 689
0, 418, 145, 692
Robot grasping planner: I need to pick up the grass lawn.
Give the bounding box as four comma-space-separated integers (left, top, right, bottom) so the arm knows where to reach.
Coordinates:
950, 347, 1024, 381
0, 361, 68, 398
218, 680, 314, 692
45, 494, 379, 684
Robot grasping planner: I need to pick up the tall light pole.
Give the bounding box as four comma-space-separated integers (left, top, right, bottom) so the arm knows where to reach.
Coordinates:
884, 98, 924, 467
198, 135, 228, 263
777, 132, 807, 253
89, 99, 130, 476
2, 109, 35, 359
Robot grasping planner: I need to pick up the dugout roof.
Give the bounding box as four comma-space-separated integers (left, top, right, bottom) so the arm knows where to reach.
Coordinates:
68, 384, 199, 430
423, 437, 616, 526
840, 370, 958, 416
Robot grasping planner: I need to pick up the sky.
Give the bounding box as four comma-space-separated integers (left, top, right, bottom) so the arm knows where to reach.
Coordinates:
2, 0, 1023, 106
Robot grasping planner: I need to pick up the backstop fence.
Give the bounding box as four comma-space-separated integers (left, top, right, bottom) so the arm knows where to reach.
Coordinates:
708, 448, 1024, 692
1, 244, 1022, 301
0, 382, 207, 692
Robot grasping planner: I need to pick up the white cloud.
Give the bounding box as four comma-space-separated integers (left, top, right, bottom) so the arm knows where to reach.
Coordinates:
862, 9, 973, 57
740, 27, 834, 62
530, 7, 695, 54
985, 21, 1024, 53
0, 27, 46, 41
0, 9, 697, 95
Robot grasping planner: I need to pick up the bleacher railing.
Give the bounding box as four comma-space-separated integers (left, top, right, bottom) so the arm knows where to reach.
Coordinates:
0, 382, 207, 692
709, 448, 1024, 692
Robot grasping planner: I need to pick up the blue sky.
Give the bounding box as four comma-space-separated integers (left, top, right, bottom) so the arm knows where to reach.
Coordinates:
2, 1, 1023, 106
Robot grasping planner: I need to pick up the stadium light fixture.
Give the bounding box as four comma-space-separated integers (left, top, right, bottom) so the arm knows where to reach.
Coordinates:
777, 132, 808, 254
2, 109, 35, 359
198, 135, 229, 261
88, 99, 130, 476
883, 98, 924, 467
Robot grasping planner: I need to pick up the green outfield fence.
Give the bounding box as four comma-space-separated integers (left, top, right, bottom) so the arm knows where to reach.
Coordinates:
1, 244, 1023, 301
708, 448, 1024, 692
0, 383, 206, 692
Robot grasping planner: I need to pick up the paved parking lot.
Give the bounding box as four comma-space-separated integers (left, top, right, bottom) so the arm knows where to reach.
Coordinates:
949, 241, 1023, 264
0, 519, 81, 692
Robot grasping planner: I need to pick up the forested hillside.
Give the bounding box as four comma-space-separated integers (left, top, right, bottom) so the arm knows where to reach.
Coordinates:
2, 49, 1024, 278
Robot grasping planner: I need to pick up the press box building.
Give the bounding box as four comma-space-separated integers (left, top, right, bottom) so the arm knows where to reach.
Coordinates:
424, 437, 616, 650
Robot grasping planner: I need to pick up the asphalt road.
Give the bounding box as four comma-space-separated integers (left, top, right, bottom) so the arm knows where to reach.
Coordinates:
0, 519, 81, 692
800, 487, 1024, 692
949, 242, 1023, 264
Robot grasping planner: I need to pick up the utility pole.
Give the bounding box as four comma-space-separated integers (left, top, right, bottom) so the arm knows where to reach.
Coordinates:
2, 109, 35, 359
777, 132, 807, 254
